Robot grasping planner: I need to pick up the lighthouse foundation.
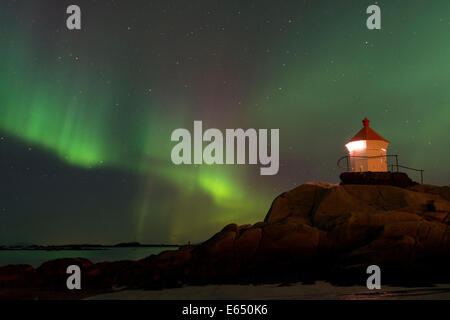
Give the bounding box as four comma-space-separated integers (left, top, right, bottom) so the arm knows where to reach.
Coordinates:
340, 171, 416, 188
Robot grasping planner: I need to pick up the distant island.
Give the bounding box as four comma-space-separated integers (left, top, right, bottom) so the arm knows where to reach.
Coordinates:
0, 242, 181, 251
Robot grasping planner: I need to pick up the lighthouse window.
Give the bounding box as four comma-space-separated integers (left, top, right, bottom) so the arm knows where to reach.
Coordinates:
345, 140, 367, 153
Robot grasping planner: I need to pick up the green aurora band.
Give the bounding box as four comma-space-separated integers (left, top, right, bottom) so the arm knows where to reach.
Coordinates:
0, 0, 448, 244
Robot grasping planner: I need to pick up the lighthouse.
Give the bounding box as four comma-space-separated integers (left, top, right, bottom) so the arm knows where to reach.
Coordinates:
345, 118, 389, 172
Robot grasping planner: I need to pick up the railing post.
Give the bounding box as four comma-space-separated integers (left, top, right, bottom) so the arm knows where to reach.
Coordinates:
421, 170, 423, 184
346, 156, 349, 172
395, 155, 399, 172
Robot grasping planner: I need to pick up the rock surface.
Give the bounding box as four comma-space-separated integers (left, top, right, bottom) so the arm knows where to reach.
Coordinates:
1, 183, 449, 296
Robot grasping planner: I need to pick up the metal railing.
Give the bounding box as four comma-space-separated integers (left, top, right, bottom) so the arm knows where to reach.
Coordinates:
337, 154, 424, 184
390, 164, 424, 185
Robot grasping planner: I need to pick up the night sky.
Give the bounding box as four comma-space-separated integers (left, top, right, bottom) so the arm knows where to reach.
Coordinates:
0, 0, 449, 245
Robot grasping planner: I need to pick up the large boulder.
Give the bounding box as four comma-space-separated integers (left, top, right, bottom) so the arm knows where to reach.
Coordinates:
264, 182, 335, 224
0, 265, 38, 288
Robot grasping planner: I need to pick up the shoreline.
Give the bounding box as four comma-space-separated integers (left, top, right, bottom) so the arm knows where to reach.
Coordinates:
87, 282, 450, 300
2, 281, 450, 300
0, 245, 181, 251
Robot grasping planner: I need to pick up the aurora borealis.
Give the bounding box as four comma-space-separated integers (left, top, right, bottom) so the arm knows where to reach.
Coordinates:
0, 0, 449, 245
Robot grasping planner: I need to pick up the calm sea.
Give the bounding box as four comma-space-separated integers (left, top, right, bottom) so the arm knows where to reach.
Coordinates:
0, 247, 176, 268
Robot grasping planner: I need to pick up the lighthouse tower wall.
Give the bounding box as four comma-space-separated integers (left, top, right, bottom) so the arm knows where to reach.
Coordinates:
366, 140, 389, 172
348, 140, 389, 172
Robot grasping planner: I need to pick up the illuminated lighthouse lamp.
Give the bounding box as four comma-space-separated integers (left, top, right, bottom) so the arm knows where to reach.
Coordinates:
345, 118, 389, 172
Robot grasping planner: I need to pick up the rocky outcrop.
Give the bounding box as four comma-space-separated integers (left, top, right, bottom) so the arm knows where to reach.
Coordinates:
180, 183, 449, 286
1, 183, 449, 296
